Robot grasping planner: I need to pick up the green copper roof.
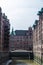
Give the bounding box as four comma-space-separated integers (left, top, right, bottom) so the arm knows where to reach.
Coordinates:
37, 11, 42, 15
11, 28, 15, 35
41, 8, 43, 12
35, 20, 38, 25
33, 24, 36, 29
37, 8, 43, 15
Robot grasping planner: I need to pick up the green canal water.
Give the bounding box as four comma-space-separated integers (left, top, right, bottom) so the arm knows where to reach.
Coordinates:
14, 60, 40, 65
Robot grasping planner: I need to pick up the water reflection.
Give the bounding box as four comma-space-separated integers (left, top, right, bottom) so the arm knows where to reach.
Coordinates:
14, 60, 33, 65
16, 62, 27, 65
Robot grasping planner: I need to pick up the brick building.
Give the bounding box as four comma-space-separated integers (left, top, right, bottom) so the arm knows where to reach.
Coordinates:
9, 27, 33, 52
33, 8, 43, 65
0, 7, 10, 64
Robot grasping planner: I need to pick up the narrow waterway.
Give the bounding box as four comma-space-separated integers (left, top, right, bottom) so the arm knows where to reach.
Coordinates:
14, 60, 34, 65
15, 62, 27, 65
5, 59, 40, 65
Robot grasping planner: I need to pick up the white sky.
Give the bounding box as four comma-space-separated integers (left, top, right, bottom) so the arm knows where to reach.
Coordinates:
0, 0, 43, 31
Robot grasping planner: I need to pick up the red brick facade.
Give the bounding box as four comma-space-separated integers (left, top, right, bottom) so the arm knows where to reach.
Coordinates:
9, 27, 33, 52
0, 7, 10, 64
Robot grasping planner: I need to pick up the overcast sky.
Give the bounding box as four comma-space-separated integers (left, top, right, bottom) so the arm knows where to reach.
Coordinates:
0, 0, 43, 31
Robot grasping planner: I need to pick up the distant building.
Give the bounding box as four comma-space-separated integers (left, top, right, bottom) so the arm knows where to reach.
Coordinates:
9, 27, 33, 52
0, 7, 10, 64
33, 8, 43, 65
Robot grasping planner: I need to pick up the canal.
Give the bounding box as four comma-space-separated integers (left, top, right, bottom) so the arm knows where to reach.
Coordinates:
13, 60, 39, 65
5, 59, 40, 65
15, 60, 32, 65
15, 62, 27, 65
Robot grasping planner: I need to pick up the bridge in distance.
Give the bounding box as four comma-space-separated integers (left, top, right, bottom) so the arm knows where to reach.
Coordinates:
9, 50, 34, 59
